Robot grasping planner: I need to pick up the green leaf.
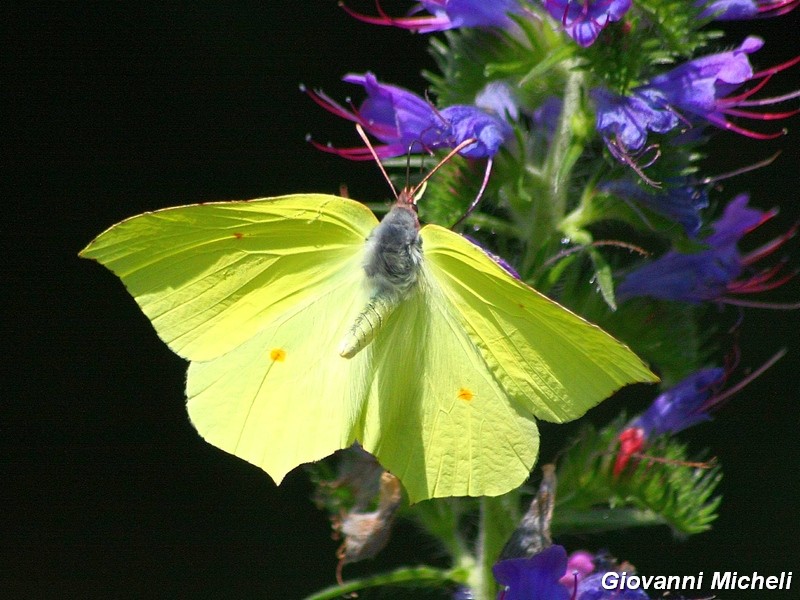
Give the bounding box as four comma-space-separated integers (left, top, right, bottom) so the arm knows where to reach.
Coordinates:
588, 247, 617, 311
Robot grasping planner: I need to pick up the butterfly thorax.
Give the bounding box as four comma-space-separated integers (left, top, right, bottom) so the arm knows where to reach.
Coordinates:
364, 202, 422, 296
338, 198, 423, 359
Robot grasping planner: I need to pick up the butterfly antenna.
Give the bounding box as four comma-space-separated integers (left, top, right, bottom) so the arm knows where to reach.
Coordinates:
355, 123, 398, 200
404, 141, 416, 193
451, 157, 494, 230
407, 137, 478, 200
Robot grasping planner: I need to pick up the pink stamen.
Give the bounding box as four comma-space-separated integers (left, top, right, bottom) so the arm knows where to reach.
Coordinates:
705, 113, 786, 139
757, 0, 799, 17
753, 54, 800, 79
721, 73, 774, 104
303, 84, 400, 145
732, 269, 796, 294
723, 345, 741, 379
722, 297, 800, 309
308, 138, 400, 161
741, 207, 779, 237
338, 0, 448, 31
698, 151, 781, 185
731, 89, 800, 107
729, 261, 791, 292
721, 106, 800, 120
758, 0, 799, 11
569, 571, 579, 600
741, 223, 797, 266
302, 85, 358, 122
712, 55, 800, 138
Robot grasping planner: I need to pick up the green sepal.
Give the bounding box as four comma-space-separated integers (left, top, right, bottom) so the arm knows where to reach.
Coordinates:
554, 418, 722, 536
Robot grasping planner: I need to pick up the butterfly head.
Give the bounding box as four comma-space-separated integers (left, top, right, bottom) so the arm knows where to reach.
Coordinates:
396, 181, 427, 215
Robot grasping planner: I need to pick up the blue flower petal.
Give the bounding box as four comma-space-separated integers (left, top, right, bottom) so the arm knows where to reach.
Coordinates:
493, 545, 570, 600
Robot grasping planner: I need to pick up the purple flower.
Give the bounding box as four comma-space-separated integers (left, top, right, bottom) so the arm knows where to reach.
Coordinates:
697, 0, 799, 20
600, 179, 709, 236
639, 36, 800, 140
614, 348, 787, 475
591, 87, 679, 182
591, 87, 679, 151
453, 586, 475, 600
465, 235, 522, 279
593, 37, 799, 175
632, 368, 726, 437
617, 194, 794, 303
494, 545, 570, 600
304, 72, 511, 159
441, 105, 514, 157
613, 348, 787, 476
340, 0, 526, 32
577, 573, 651, 599
543, 0, 632, 47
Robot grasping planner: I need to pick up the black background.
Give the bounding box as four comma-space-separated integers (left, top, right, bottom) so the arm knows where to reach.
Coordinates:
3, 2, 799, 598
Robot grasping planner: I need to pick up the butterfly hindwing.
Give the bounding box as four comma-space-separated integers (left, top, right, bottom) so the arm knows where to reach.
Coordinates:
359, 275, 540, 502
186, 265, 375, 484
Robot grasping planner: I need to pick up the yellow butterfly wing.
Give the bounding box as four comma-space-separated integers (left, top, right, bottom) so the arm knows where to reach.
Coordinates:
82, 194, 382, 482
420, 224, 658, 423
80, 194, 378, 362
358, 280, 540, 502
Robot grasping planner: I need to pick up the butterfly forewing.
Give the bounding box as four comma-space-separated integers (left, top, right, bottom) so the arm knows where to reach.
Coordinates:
80, 194, 378, 362
420, 224, 658, 423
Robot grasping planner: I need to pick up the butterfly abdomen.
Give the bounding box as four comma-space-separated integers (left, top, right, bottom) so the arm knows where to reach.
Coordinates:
338, 293, 397, 358
339, 204, 422, 359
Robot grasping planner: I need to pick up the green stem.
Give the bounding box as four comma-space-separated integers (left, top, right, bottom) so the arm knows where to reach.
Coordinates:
470, 495, 520, 600
520, 62, 586, 278
544, 63, 584, 223
412, 498, 472, 564
552, 507, 668, 535
302, 565, 467, 600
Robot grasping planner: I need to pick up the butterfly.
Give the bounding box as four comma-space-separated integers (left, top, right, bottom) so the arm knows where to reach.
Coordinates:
81, 178, 656, 502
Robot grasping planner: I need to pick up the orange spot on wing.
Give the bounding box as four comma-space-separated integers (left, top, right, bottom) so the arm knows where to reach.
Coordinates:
270, 348, 286, 362
232, 232, 244, 239
457, 388, 474, 402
